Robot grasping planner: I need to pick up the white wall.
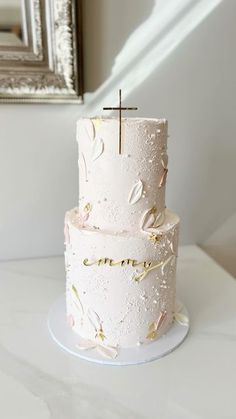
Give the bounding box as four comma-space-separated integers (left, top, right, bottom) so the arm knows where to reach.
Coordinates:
0, 0, 235, 274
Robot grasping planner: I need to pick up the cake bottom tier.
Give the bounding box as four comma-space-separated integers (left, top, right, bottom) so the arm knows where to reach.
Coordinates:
64, 208, 180, 352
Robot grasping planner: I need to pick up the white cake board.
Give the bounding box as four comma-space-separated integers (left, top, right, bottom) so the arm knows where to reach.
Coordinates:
48, 296, 190, 366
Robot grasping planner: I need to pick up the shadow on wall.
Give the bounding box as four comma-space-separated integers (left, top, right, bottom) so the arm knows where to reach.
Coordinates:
83, 0, 155, 92
82, 0, 223, 111
82, 0, 236, 276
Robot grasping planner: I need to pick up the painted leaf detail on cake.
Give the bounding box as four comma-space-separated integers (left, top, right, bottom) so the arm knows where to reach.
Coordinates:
175, 301, 183, 313
92, 118, 102, 133
64, 223, 70, 244
96, 344, 118, 359
78, 152, 88, 182
161, 152, 168, 168
76, 340, 97, 350
71, 284, 84, 314
159, 159, 168, 188
75, 203, 92, 228
159, 169, 168, 188
77, 119, 95, 142
67, 314, 75, 328
174, 312, 189, 326
87, 309, 106, 342
161, 255, 176, 275
146, 311, 167, 340
87, 309, 101, 329
76, 340, 118, 359
92, 137, 104, 161
128, 180, 143, 205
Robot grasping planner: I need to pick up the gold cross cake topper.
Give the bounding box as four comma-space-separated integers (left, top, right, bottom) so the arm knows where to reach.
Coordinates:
103, 89, 138, 154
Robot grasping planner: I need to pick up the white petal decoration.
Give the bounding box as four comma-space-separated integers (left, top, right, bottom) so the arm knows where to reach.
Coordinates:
87, 308, 102, 330
92, 118, 102, 132
175, 301, 183, 313
140, 207, 156, 231
77, 119, 95, 142
78, 152, 88, 181
174, 312, 189, 327
128, 179, 144, 205
92, 137, 104, 161
170, 241, 174, 254
161, 255, 176, 275
76, 340, 97, 350
152, 210, 165, 228
140, 208, 165, 232
97, 345, 118, 359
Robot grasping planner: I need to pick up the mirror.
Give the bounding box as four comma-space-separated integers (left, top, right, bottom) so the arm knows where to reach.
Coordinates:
0, 0, 26, 46
0, 0, 83, 103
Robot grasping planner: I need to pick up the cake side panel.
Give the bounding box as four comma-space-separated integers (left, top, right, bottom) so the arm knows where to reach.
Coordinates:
77, 118, 168, 233
64, 208, 179, 349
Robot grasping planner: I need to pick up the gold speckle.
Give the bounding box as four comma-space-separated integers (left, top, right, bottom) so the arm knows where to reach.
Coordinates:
96, 328, 106, 342
146, 322, 158, 340
148, 233, 162, 244
84, 202, 92, 213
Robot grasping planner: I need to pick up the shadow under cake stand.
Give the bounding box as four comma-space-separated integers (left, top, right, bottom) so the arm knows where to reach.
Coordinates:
48, 296, 189, 366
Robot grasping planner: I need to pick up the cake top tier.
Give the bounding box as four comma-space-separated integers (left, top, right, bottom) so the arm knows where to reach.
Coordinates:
77, 117, 168, 234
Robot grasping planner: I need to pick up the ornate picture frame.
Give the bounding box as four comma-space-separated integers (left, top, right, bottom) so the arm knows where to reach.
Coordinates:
0, 0, 83, 103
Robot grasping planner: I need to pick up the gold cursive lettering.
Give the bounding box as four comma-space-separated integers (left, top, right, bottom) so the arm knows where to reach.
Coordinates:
83, 257, 152, 268
82, 255, 176, 282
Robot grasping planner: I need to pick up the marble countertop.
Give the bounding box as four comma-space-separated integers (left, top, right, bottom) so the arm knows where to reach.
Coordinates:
0, 245, 235, 419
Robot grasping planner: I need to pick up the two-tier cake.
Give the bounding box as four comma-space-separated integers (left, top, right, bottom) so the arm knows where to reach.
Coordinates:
64, 117, 181, 359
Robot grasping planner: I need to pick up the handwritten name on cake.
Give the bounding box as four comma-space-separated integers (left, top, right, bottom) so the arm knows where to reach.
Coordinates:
82, 255, 175, 282
83, 258, 152, 268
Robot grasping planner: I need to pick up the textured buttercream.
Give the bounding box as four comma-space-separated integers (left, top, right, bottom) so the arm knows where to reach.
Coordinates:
65, 117, 180, 354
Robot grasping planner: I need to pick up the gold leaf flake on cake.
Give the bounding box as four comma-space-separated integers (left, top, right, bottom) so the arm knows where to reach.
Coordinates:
146, 311, 167, 340
148, 233, 162, 244
91, 137, 104, 161
128, 179, 144, 205
84, 202, 92, 213
95, 329, 106, 342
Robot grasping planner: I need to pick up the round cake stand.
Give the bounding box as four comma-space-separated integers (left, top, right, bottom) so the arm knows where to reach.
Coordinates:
48, 296, 190, 366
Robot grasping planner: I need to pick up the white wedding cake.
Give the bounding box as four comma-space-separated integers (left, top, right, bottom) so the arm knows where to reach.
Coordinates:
64, 117, 180, 358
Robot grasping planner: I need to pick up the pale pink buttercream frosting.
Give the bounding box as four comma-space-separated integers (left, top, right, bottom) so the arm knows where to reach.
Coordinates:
64, 117, 181, 354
